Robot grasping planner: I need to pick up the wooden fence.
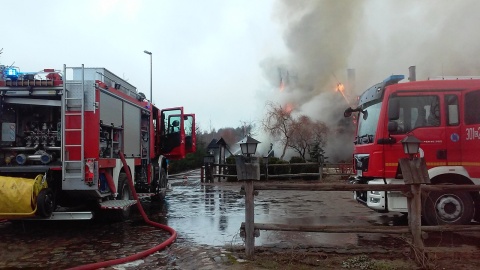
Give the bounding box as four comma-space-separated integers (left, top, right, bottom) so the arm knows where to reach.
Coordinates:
237, 158, 480, 266
201, 162, 353, 182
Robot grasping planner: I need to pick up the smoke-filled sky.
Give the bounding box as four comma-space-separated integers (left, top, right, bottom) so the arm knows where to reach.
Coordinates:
260, 0, 480, 159
2, 0, 480, 158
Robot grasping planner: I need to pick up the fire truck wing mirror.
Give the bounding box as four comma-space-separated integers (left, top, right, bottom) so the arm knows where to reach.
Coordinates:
388, 121, 398, 133
344, 107, 353, 117
388, 98, 400, 120
362, 110, 368, 120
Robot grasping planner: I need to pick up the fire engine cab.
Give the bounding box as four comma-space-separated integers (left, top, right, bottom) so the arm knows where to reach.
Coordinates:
0, 64, 196, 220
344, 73, 480, 225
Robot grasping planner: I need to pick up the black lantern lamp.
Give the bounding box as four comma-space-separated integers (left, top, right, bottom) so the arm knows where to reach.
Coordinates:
238, 136, 260, 157
401, 135, 421, 159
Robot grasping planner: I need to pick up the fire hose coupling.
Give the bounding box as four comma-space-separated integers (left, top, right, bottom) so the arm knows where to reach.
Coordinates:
15, 151, 53, 165
16, 154, 27, 165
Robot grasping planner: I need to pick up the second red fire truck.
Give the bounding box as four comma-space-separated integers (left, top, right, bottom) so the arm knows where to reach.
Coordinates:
344, 71, 480, 225
0, 64, 196, 221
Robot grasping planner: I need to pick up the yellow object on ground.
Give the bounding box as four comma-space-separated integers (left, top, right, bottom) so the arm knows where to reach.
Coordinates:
0, 174, 47, 218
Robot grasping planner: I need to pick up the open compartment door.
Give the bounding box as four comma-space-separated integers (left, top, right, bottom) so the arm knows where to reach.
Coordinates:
184, 114, 196, 154
160, 107, 186, 160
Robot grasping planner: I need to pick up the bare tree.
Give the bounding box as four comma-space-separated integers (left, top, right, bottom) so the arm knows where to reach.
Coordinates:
288, 116, 328, 161
262, 101, 294, 159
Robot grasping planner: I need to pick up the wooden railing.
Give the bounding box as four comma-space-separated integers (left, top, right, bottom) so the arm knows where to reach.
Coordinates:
201, 162, 353, 182
236, 158, 480, 267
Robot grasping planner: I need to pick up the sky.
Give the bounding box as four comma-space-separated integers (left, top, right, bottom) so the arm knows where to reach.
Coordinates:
1, 0, 285, 131
3, 0, 480, 159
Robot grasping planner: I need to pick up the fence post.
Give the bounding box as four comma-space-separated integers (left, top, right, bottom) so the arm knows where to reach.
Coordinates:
410, 183, 424, 251
263, 157, 269, 181
201, 166, 204, 183
206, 164, 212, 183
399, 157, 429, 253
236, 156, 260, 258
318, 155, 324, 181
244, 180, 255, 258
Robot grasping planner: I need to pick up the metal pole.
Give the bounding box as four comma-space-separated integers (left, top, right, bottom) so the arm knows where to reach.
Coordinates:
143, 50, 153, 103
149, 53, 152, 103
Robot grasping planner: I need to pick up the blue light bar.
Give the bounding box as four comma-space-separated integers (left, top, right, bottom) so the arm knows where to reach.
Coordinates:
4, 67, 20, 80
383, 75, 404, 85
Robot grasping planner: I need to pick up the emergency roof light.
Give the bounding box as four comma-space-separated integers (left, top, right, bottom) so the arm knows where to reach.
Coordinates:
383, 75, 404, 86
4, 67, 20, 80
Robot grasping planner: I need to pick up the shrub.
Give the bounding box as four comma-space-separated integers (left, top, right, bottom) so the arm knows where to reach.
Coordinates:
302, 162, 319, 180
273, 159, 290, 175
289, 156, 305, 175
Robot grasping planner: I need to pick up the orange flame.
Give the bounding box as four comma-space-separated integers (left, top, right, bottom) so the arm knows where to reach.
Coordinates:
284, 103, 294, 113
279, 79, 285, 92
335, 83, 350, 106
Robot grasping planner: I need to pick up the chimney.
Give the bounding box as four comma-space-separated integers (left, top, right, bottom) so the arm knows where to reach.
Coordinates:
408, 66, 416, 81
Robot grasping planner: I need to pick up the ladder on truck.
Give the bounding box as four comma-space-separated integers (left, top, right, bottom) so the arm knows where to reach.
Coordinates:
61, 64, 85, 185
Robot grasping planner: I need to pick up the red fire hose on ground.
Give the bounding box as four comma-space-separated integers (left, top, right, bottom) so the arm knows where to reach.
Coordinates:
68, 152, 177, 270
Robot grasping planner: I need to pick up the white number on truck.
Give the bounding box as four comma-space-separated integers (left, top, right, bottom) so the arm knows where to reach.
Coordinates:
466, 127, 480, 140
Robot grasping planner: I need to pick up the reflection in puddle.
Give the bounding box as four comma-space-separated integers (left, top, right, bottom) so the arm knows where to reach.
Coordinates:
154, 170, 480, 250
155, 172, 356, 248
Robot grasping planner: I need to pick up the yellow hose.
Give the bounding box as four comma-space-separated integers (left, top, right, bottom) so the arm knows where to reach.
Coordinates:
0, 174, 47, 218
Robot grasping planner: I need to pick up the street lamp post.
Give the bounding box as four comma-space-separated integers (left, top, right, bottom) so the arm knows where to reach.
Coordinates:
143, 50, 152, 103
235, 135, 261, 258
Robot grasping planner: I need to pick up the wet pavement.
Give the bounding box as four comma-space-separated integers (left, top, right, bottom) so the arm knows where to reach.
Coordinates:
1, 169, 480, 269
163, 170, 409, 249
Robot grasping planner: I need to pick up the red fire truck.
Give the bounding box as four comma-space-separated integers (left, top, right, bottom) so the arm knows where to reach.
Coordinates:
0, 64, 196, 220
344, 73, 480, 225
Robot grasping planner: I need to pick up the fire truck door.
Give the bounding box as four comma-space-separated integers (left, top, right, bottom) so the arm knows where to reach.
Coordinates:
461, 89, 480, 177
444, 94, 462, 166
160, 107, 186, 160
184, 114, 196, 154
387, 94, 445, 167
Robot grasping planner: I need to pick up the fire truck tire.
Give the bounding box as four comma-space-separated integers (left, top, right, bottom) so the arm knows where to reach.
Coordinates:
114, 172, 132, 221
36, 188, 54, 218
152, 168, 167, 201
422, 190, 475, 225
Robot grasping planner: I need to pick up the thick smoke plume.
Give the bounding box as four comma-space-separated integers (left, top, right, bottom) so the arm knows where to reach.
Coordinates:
260, 0, 480, 161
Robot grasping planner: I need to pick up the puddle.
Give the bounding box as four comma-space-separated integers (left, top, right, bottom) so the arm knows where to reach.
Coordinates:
149, 169, 408, 248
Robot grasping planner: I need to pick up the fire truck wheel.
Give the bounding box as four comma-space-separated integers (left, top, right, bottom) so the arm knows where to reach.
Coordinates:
422, 190, 475, 225
159, 168, 167, 196
36, 188, 54, 218
152, 168, 167, 201
115, 173, 132, 221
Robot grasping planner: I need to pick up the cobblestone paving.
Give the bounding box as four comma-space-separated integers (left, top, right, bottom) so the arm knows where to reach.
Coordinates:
110, 242, 242, 270
0, 219, 244, 269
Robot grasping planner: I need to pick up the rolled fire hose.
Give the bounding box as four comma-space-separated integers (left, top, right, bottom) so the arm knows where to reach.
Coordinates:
0, 174, 47, 218
67, 152, 177, 270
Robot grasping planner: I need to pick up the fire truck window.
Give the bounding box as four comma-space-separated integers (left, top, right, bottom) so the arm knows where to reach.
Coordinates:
414, 108, 427, 128
356, 101, 381, 142
184, 116, 193, 148
427, 98, 440, 126
446, 94, 459, 126
391, 95, 439, 133
465, 90, 480, 125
